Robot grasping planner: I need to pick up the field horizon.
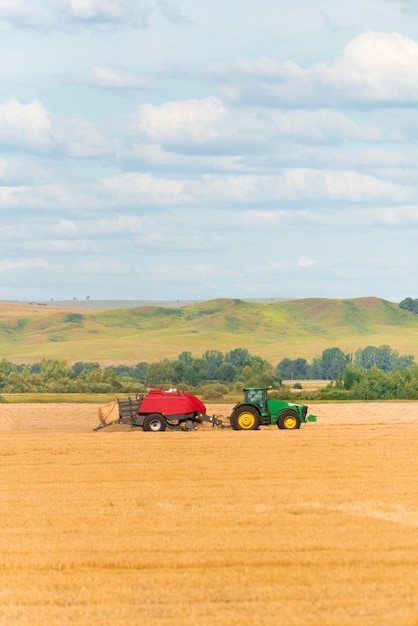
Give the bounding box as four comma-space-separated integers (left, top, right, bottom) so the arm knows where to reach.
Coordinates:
1, 296, 417, 366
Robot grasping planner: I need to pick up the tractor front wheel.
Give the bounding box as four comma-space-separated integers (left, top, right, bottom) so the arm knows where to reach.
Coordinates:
143, 414, 167, 432
230, 405, 261, 430
277, 409, 301, 430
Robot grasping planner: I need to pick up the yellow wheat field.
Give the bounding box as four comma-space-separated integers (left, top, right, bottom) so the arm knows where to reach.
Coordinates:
1, 402, 418, 626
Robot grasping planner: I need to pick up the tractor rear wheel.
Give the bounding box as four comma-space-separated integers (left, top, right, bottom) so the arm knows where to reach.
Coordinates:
143, 414, 167, 432
230, 405, 261, 430
277, 409, 301, 430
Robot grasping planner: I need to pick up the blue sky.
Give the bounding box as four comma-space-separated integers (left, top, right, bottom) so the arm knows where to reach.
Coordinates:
1, 0, 418, 302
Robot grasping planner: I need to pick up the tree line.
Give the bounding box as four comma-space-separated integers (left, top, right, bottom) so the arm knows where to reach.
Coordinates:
319, 365, 418, 400
276, 344, 414, 381
0, 348, 278, 397
0, 343, 417, 401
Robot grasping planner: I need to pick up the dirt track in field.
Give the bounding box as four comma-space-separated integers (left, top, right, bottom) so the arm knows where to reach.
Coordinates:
1, 403, 418, 625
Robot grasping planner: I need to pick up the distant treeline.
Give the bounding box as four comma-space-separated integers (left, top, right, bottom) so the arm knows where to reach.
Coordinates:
399, 297, 418, 314
276, 345, 415, 380
0, 343, 417, 401
278, 344, 418, 400
320, 365, 418, 400
0, 349, 278, 397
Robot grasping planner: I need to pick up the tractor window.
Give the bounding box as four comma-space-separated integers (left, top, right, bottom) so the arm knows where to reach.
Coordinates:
245, 389, 265, 409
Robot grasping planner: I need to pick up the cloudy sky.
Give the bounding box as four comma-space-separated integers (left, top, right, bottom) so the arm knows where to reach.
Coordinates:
1, 0, 418, 302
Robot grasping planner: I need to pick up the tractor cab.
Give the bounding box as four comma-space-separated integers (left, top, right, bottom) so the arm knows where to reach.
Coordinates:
244, 387, 267, 411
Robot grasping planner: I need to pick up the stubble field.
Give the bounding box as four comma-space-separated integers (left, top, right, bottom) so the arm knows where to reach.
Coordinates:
0, 402, 418, 625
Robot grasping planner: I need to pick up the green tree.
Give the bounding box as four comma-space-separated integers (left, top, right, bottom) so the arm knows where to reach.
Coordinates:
4, 369, 30, 392
354, 345, 415, 372
241, 356, 277, 387
178, 351, 193, 366
276, 358, 294, 379
182, 358, 208, 386
105, 362, 148, 382
292, 358, 309, 379
310, 356, 324, 379
203, 350, 224, 379
350, 367, 389, 400
0, 359, 14, 376
225, 348, 250, 370
73, 362, 101, 379
216, 362, 238, 383
102, 368, 122, 391
397, 355, 415, 369
321, 348, 349, 380
355, 346, 378, 371
145, 360, 178, 387
276, 357, 309, 380
399, 297, 418, 314
86, 368, 103, 383
40, 359, 74, 382
342, 364, 365, 390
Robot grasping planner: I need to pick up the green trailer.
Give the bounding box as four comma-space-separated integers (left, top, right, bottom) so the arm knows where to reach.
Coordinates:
230, 387, 317, 430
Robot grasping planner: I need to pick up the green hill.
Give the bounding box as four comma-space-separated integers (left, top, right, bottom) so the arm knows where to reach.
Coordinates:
0, 297, 417, 366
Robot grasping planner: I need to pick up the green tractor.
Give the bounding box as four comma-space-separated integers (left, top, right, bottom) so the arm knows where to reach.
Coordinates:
230, 387, 317, 431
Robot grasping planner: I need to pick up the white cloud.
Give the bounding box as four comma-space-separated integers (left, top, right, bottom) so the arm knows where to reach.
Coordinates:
0, 0, 189, 30
0, 257, 50, 274
156, 0, 190, 26
41, 215, 220, 252
352, 204, 418, 226
0, 99, 53, 151
56, 0, 140, 21
20, 239, 104, 253
190, 169, 410, 205
212, 31, 418, 107
0, 167, 410, 212
0, 156, 47, 184
96, 172, 190, 206
238, 204, 418, 230
77, 258, 129, 275
0, 0, 47, 28
122, 142, 247, 172
269, 260, 292, 273
298, 257, 316, 267
362, 254, 410, 268
46, 218, 79, 237
0, 98, 110, 157
101, 169, 398, 208
0, 182, 103, 210
47, 215, 145, 237
52, 113, 111, 157
86, 66, 153, 89
132, 97, 380, 154
135, 98, 227, 145
237, 210, 322, 228
149, 264, 242, 284
56, 0, 190, 26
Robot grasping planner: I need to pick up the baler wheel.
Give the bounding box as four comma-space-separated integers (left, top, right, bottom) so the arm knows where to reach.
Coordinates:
230, 405, 261, 430
277, 409, 301, 430
143, 414, 167, 432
